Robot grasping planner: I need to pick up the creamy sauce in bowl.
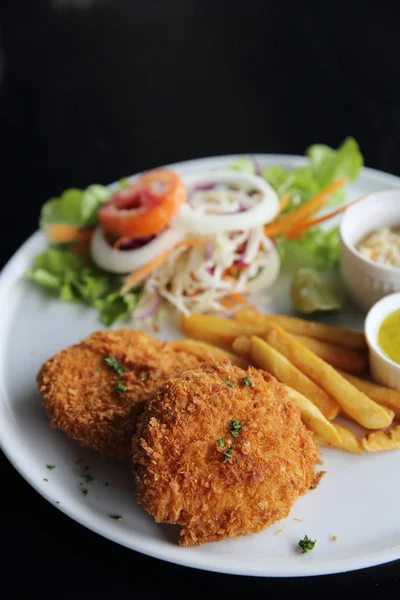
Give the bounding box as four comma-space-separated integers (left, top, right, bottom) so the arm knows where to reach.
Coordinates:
356, 227, 400, 268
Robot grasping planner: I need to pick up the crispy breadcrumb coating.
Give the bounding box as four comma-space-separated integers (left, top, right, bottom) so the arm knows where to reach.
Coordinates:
133, 362, 321, 546
37, 330, 203, 460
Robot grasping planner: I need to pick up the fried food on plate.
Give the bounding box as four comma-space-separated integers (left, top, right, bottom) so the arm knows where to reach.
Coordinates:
37, 330, 203, 460
313, 422, 363, 454
265, 327, 394, 430
250, 335, 339, 420
361, 425, 400, 452
133, 362, 321, 546
181, 314, 266, 348
234, 309, 368, 350
169, 339, 249, 369
338, 370, 400, 420
290, 334, 368, 375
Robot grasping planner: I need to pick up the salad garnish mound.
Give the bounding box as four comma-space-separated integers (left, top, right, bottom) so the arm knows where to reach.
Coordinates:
27, 137, 363, 326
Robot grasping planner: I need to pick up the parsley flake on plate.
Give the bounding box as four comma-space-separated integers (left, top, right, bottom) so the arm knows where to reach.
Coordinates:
298, 535, 316, 553
226, 382, 234, 388
46, 465, 56, 470
217, 438, 225, 448
110, 515, 122, 521
242, 376, 252, 386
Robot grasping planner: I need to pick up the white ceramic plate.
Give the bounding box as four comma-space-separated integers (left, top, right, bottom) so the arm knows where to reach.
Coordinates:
1, 155, 400, 578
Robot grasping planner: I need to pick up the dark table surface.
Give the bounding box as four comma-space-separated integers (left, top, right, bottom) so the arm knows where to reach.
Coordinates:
1, 0, 399, 597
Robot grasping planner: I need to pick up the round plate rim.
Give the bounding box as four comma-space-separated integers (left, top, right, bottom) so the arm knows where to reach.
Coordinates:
1, 153, 400, 577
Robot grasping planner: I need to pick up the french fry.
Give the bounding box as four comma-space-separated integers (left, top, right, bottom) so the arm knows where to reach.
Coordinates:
313, 423, 363, 454
232, 336, 253, 362
283, 385, 341, 445
234, 309, 367, 350
361, 425, 400, 452
170, 339, 249, 369
265, 327, 394, 430
338, 370, 400, 420
251, 336, 340, 420
292, 334, 368, 375
181, 314, 266, 348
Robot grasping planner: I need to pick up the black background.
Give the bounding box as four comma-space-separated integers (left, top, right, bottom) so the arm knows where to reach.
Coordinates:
0, 0, 399, 597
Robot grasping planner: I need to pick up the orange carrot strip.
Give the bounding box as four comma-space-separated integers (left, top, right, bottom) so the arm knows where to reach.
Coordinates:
45, 224, 83, 244
278, 194, 289, 214
264, 178, 346, 238
229, 293, 256, 309
120, 239, 205, 295
285, 196, 365, 240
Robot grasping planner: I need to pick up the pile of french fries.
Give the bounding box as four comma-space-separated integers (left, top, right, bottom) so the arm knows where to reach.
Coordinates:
174, 310, 400, 454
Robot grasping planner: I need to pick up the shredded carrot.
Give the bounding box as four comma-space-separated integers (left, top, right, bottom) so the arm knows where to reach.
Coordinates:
120, 239, 205, 295
278, 193, 289, 214
220, 298, 236, 309
264, 178, 346, 238
45, 224, 85, 244
229, 293, 256, 309
44, 224, 93, 256
113, 236, 133, 250
285, 196, 365, 240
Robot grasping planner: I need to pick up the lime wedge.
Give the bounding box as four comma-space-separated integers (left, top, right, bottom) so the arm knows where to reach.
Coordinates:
291, 268, 342, 314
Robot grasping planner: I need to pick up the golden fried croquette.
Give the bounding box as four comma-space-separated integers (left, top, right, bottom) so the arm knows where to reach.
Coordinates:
37, 330, 203, 460
133, 361, 321, 546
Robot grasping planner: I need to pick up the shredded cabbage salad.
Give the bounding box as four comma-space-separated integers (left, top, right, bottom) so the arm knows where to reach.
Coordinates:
27, 137, 363, 326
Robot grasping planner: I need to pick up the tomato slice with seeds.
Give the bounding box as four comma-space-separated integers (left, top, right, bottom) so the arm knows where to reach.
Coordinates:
99, 169, 186, 239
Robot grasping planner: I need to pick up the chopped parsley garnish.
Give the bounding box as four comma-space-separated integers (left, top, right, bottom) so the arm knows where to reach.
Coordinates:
298, 535, 316, 554
81, 474, 94, 484
217, 438, 225, 448
115, 380, 127, 394
110, 514, 122, 520
46, 465, 56, 470
43, 478, 48, 482
140, 373, 148, 382
223, 446, 234, 463
104, 356, 126, 375
55, 501, 60, 504
230, 419, 242, 438
166, 409, 172, 415
95, 367, 101, 372
226, 382, 234, 388
81, 488, 88, 497
242, 376, 252, 386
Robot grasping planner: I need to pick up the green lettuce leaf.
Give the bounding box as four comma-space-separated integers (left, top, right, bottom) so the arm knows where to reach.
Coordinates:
27, 249, 140, 326
39, 184, 110, 229
261, 137, 363, 213
276, 227, 340, 272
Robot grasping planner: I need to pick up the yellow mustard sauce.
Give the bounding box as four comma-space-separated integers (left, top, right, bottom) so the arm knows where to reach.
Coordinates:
378, 309, 400, 364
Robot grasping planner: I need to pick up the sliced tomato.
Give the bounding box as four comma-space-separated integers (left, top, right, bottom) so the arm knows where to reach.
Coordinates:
98, 169, 186, 239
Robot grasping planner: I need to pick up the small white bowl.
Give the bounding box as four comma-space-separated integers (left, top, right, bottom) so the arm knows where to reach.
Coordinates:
340, 190, 400, 312
365, 292, 400, 391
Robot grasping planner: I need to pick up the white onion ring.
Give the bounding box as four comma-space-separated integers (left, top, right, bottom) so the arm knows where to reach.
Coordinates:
245, 238, 281, 293
90, 226, 185, 274
175, 170, 279, 234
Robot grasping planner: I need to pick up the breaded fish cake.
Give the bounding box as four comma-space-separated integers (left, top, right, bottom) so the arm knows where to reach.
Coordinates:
37, 330, 203, 460
133, 362, 320, 546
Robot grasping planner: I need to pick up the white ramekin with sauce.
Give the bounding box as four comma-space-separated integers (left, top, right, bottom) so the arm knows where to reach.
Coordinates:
365, 292, 400, 391
340, 190, 400, 312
